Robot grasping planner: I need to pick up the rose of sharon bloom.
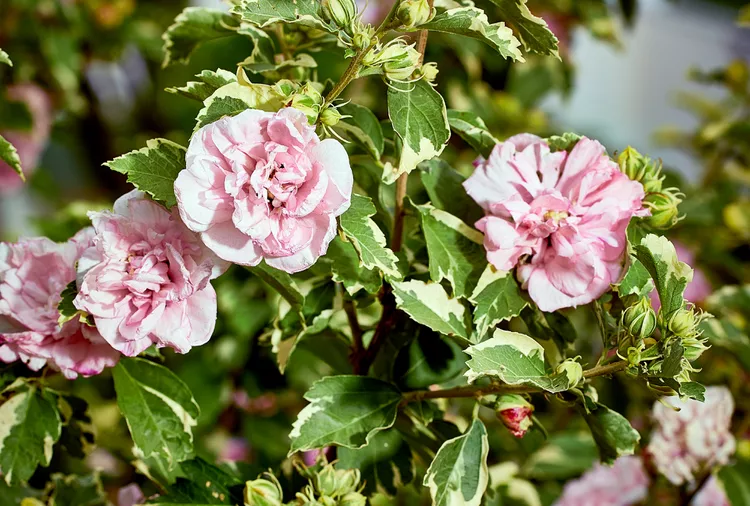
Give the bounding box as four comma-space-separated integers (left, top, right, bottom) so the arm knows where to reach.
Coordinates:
175, 108, 353, 273
75, 191, 226, 356
464, 135, 646, 312
0, 83, 53, 193
554, 456, 649, 506
0, 229, 119, 378
650, 241, 711, 311
648, 386, 735, 486
692, 476, 730, 506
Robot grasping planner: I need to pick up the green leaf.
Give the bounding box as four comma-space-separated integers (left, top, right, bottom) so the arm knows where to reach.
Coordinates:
546, 132, 582, 152
236, 24, 275, 65
488, 0, 559, 56
0, 49, 11, 66
423, 419, 489, 506
394, 331, 466, 390
418, 7, 523, 61
578, 403, 640, 464
57, 280, 80, 325
324, 236, 382, 295
464, 329, 573, 392
149, 458, 243, 505
288, 376, 402, 454
718, 460, 750, 506
166, 69, 237, 102
0, 134, 23, 182
337, 429, 414, 496
419, 160, 483, 225
232, 0, 335, 32
386, 80, 450, 184
48, 473, 107, 506
617, 257, 654, 298
248, 261, 305, 314
104, 139, 186, 208
415, 202, 485, 298
0, 381, 62, 485
112, 358, 200, 469
391, 280, 470, 339
336, 103, 385, 160
679, 382, 706, 401
339, 194, 401, 279
195, 82, 287, 130
241, 53, 317, 76
522, 432, 598, 480
446, 110, 499, 159
634, 234, 694, 316
162, 8, 239, 67
469, 266, 527, 340
54, 394, 95, 459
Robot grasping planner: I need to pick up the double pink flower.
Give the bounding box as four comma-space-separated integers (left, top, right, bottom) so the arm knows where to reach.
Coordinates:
465, 134, 646, 312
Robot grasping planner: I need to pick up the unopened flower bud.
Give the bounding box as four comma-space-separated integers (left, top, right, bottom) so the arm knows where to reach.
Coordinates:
683, 335, 709, 361
495, 394, 534, 438
320, 107, 342, 127
339, 492, 367, 506
618, 146, 664, 192
244, 476, 283, 506
290, 83, 324, 124
556, 359, 584, 387
397, 0, 435, 28
417, 62, 439, 83
364, 41, 421, 82
322, 0, 357, 30
316, 465, 360, 498
352, 32, 373, 51
644, 190, 682, 229
623, 297, 657, 340
668, 308, 696, 337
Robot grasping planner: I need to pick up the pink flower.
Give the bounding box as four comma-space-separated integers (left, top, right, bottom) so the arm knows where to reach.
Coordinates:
692, 476, 730, 506
647, 386, 735, 486
219, 437, 250, 462
464, 134, 646, 312
357, 0, 395, 25
495, 394, 534, 438
74, 191, 226, 357
554, 456, 649, 506
117, 483, 145, 506
174, 108, 352, 274
0, 83, 53, 192
650, 241, 711, 311
0, 230, 119, 378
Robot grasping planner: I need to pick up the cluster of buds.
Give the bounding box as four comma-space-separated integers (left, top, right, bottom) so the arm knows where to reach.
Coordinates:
288, 83, 344, 128
290, 464, 366, 506
663, 306, 710, 361
618, 147, 683, 230
618, 297, 658, 361
396, 0, 435, 28
362, 39, 423, 82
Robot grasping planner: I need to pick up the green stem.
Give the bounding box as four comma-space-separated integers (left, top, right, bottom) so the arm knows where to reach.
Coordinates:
400, 361, 630, 405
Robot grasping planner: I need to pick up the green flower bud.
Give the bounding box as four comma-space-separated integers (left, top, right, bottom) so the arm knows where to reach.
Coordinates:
618, 146, 664, 191
683, 335, 709, 361
320, 107, 342, 127
623, 297, 657, 340
397, 0, 435, 28
644, 189, 682, 230
244, 476, 283, 506
555, 359, 584, 387
494, 394, 534, 438
416, 62, 439, 84
363, 41, 421, 82
315, 465, 360, 498
322, 0, 357, 29
668, 308, 696, 337
339, 492, 367, 506
352, 32, 373, 51
290, 83, 324, 124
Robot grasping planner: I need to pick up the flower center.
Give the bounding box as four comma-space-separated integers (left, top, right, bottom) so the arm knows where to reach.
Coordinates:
543, 210, 569, 223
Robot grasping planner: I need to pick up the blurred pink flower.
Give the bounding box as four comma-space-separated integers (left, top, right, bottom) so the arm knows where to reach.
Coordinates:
692, 476, 730, 506
356, 0, 395, 25
0, 83, 53, 192
647, 386, 735, 486
650, 241, 711, 311
302, 447, 332, 466
219, 437, 250, 462
117, 483, 145, 506
0, 229, 119, 378
464, 134, 646, 312
175, 108, 352, 273
554, 456, 649, 506
75, 191, 226, 356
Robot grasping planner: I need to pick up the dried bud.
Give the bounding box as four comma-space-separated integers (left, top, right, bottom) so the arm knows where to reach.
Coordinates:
244, 476, 283, 506
322, 0, 357, 30
623, 297, 657, 340
556, 359, 583, 387
667, 308, 696, 337
644, 189, 682, 230
618, 146, 664, 192
290, 83, 324, 124
319, 107, 342, 127
495, 394, 534, 438
397, 0, 435, 28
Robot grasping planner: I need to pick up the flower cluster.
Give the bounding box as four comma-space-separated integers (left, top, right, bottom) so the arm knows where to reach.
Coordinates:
647, 386, 736, 485
464, 134, 647, 312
